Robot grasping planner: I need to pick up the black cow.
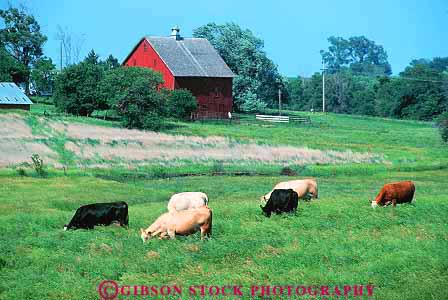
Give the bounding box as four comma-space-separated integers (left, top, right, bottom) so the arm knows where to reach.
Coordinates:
260, 189, 298, 217
64, 201, 129, 230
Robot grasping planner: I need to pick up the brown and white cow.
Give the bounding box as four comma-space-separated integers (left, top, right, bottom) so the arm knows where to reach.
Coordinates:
371, 181, 416, 208
140, 206, 212, 242
262, 179, 318, 202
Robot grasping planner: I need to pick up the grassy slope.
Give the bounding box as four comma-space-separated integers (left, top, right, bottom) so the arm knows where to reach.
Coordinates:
1, 107, 447, 299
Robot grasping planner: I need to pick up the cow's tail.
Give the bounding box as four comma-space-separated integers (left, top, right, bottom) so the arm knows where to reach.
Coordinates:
124, 209, 129, 226
122, 202, 129, 227
411, 183, 416, 203
207, 208, 212, 236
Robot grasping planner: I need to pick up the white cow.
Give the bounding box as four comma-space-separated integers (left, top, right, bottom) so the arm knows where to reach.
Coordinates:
167, 192, 209, 212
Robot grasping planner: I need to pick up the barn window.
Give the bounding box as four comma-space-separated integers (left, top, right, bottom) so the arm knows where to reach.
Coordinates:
143, 43, 148, 52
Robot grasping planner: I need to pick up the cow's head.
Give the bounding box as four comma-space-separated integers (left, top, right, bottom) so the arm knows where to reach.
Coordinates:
260, 205, 271, 217
63, 224, 68, 231
140, 228, 150, 243
371, 200, 378, 209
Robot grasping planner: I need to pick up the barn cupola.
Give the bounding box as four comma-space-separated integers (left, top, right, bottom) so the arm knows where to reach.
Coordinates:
170, 26, 181, 40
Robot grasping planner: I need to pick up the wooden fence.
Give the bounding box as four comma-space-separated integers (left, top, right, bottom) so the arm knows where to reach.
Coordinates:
191, 111, 229, 120
256, 114, 311, 124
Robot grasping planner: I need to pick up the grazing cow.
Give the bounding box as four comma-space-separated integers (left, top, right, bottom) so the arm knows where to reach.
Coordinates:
371, 181, 416, 208
167, 192, 208, 212
260, 189, 299, 217
140, 206, 212, 242
262, 179, 318, 202
64, 201, 128, 230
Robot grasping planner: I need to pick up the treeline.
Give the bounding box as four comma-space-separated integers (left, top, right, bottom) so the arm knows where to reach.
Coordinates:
287, 57, 448, 121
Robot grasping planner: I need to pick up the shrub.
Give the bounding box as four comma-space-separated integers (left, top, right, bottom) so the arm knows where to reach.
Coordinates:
166, 89, 197, 119
16, 168, 27, 176
238, 90, 267, 113
31, 154, 47, 177
280, 166, 298, 176
101, 67, 166, 130
211, 161, 225, 174
53, 61, 106, 116
437, 111, 448, 143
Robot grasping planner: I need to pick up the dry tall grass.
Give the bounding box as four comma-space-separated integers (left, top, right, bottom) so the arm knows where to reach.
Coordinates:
0, 115, 383, 168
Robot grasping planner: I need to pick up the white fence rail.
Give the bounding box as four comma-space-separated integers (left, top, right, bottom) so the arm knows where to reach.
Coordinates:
256, 115, 290, 123
256, 114, 311, 124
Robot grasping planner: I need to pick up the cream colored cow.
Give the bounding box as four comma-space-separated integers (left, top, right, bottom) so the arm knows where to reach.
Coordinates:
167, 192, 208, 212
262, 179, 318, 202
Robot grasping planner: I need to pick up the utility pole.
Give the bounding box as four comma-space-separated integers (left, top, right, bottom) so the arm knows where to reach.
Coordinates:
278, 88, 282, 115
321, 60, 326, 113
60, 40, 63, 71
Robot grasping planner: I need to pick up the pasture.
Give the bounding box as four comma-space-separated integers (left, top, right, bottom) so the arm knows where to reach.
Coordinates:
1, 107, 448, 299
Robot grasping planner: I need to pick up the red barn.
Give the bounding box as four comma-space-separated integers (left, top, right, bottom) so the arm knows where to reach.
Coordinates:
122, 27, 235, 119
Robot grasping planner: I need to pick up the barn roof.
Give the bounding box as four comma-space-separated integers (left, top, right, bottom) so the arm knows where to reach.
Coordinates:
146, 37, 234, 78
124, 35, 235, 78
0, 82, 33, 105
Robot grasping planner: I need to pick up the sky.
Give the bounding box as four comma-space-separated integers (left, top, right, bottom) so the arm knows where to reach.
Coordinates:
1, 0, 447, 77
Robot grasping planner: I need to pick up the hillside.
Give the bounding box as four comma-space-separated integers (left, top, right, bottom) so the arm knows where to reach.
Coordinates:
1, 107, 446, 176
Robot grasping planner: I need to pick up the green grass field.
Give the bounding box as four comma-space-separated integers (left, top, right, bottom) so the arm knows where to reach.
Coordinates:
1, 106, 447, 299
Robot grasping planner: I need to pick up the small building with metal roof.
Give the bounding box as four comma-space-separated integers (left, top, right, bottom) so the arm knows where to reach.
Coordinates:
0, 82, 33, 111
123, 27, 235, 119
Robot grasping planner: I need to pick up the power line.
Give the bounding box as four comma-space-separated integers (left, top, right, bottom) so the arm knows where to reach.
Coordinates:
391, 76, 447, 84
321, 69, 447, 83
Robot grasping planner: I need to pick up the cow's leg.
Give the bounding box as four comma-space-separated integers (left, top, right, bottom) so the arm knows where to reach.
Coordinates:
167, 229, 176, 239
200, 223, 211, 240
151, 228, 163, 237
392, 199, 397, 207
121, 214, 129, 228
159, 231, 168, 239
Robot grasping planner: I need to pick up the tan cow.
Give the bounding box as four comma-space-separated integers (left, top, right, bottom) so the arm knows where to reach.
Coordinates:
140, 206, 212, 242
261, 179, 318, 202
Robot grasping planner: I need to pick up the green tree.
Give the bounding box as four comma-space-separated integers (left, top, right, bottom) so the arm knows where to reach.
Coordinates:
100, 66, 166, 130
374, 77, 405, 118
166, 89, 197, 119
53, 61, 105, 116
84, 49, 100, 65
193, 22, 284, 110
324, 70, 355, 113
239, 90, 267, 113
103, 54, 120, 69
0, 45, 27, 82
397, 63, 447, 120
320, 36, 391, 76
0, 6, 47, 94
286, 77, 305, 110
31, 57, 56, 95
301, 73, 323, 112
351, 76, 376, 115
